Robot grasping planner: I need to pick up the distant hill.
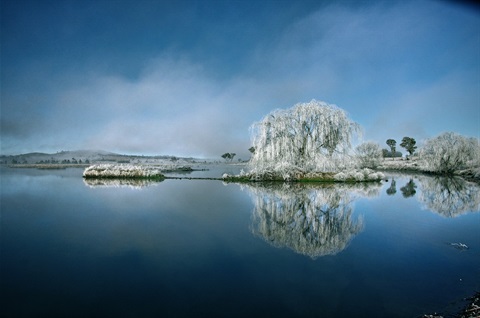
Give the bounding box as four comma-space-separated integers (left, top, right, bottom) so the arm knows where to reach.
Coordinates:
0, 150, 199, 165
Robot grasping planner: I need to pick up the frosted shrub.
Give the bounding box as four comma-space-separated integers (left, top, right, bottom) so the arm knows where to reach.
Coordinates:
83, 164, 164, 179
248, 100, 360, 180
361, 168, 374, 176
332, 168, 384, 182
419, 132, 480, 174
334, 172, 348, 181
355, 142, 382, 169
354, 171, 364, 181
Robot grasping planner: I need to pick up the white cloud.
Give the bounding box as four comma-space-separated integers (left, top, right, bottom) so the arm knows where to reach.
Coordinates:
2, 0, 478, 157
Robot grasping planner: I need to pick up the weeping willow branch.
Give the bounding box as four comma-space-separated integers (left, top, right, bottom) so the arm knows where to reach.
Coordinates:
248, 100, 361, 179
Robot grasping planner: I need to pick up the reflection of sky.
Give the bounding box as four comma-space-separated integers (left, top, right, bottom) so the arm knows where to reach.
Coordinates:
1, 168, 251, 258
355, 175, 479, 266
1, 168, 480, 317
1, 1, 479, 157
353, 175, 480, 313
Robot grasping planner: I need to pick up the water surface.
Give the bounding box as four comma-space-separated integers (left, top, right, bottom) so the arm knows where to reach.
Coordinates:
1, 167, 479, 317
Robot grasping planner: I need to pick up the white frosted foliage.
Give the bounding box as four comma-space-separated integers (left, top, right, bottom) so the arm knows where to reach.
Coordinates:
333, 168, 384, 182
419, 132, 480, 174
355, 142, 383, 169
83, 164, 164, 178
248, 100, 360, 178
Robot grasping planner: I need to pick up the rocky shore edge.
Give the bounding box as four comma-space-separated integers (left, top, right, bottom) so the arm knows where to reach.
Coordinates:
423, 292, 480, 318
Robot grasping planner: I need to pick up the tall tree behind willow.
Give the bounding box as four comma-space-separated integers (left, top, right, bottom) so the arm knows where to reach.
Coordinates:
400, 136, 417, 158
386, 139, 396, 158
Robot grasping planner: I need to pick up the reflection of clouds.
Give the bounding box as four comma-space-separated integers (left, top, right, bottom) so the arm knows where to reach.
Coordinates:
83, 178, 163, 189
242, 182, 381, 259
418, 176, 480, 217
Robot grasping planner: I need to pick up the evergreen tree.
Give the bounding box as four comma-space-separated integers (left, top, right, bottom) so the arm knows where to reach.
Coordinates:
400, 137, 417, 158
386, 139, 396, 156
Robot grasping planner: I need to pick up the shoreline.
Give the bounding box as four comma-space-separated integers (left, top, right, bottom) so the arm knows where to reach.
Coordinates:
423, 291, 480, 318
3, 161, 479, 184
6, 163, 90, 169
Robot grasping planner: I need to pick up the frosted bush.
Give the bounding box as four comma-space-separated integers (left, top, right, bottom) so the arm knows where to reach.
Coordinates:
419, 132, 480, 174
361, 168, 373, 175
355, 142, 383, 169
353, 172, 364, 181
83, 164, 164, 178
332, 169, 383, 182
367, 172, 385, 180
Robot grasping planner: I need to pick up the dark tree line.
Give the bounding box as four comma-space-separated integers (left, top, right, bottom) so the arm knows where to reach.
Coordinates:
384, 137, 417, 159
221, 153, 236, 162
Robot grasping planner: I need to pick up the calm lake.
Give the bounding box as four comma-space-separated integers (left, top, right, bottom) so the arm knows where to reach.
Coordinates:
1, 165, 479, 318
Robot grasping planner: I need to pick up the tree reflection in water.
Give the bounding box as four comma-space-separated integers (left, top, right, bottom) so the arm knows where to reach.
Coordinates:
386, 178, 397, 196
241, 182, 381, 259
83, 178, 163, 189
400, 179, 417, 198
418, 176, 480, 217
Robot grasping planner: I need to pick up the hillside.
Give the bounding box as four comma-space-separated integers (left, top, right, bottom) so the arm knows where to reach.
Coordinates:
0, 150, 200, 165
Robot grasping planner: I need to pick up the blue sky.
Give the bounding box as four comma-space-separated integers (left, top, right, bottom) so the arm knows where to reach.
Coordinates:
1, 0, 479, 158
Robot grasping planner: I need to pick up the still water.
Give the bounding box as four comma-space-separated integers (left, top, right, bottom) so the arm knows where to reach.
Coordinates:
1, 166, 479, 318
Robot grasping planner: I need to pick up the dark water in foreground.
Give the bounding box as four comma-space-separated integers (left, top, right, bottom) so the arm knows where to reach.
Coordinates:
1, 166, 479, 318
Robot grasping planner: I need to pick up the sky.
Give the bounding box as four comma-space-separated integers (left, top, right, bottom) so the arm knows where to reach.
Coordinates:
1, 0, 479, 159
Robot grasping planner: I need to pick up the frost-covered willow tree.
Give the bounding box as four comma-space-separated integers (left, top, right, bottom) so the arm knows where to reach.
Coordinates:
248, 100, 360, 177
419, 132, 480, 174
